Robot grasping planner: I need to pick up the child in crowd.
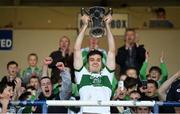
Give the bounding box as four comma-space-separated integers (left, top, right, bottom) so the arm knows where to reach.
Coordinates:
21, 53, 42, 86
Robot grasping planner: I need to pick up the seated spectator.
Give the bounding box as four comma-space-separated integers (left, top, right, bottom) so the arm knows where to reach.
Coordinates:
35, 57, 72, 113
21, 53, 42, 86
140, 51, 168, 86
149, 8, 174, 28
0, 80, 16, 113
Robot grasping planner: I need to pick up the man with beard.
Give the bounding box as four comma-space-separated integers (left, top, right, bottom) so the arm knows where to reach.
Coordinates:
35, 57, 72, 113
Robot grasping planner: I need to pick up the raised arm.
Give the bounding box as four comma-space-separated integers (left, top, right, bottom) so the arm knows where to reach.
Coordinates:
104, 15, 115, 70
158, 70, 180, 101
42, 57, 53, 77
56, 62, 72, 100
140, 51, 149, 80
159, 51, 168, 85
74, 15, 90, 70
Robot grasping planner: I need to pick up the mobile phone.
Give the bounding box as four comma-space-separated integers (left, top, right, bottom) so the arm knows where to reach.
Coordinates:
118, 81, 124, 90
141, 80, 147, 89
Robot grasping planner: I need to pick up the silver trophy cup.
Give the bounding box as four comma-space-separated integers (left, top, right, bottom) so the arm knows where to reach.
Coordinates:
81, 6, 112, 38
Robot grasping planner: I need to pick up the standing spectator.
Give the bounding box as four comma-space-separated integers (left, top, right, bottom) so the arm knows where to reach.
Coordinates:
74, 14, 115, 114
21, 53, 42, 86
116, 28, 146, 75
48, 36, 74, 84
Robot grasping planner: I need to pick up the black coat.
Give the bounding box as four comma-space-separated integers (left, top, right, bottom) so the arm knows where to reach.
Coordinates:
116, 44, 146, 74
35, 92, 68, 113
48, 48, 75, 83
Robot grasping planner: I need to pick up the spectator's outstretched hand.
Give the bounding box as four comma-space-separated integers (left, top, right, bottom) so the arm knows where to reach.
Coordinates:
43, 57, 53, 65
56, 62, 65, 71
174, 70, 180, 78
160, 51, 165, 63
145, 51, 149, 61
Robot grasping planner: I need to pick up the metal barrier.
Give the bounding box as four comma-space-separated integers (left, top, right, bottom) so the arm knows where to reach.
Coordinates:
11, 100, 180, 114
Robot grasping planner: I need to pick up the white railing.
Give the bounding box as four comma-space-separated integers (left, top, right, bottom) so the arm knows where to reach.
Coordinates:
11, 100, 180, 114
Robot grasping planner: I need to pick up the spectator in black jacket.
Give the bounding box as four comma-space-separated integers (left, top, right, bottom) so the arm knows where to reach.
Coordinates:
166, 78, 180, 113
116, 28, 146, 75
48, 36, 74, 84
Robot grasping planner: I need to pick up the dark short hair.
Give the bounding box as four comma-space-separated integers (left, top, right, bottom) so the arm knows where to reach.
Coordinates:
129, 90, 141, 97
0, 80, 15, 94
149, 66, 162, 75
147, 80, 159, 89
29, 75, 39, 83
28, 53, 38, 60
26, 86, 36, 91
87, 50, 103, 61
125, 28, 136, 34
19, 91, 32, 101
40, 76, 52, 84
156, 8, 166, 14
7, 61, 18, 69
124, 77, 139, 89
125, 67, 139, 76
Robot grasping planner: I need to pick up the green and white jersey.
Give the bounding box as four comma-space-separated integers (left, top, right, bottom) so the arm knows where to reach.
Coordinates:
75, 66, 114, 114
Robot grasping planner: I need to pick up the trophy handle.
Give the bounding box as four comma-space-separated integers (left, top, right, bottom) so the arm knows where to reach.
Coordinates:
105, 8, 113, 16
81, 8, 90, 16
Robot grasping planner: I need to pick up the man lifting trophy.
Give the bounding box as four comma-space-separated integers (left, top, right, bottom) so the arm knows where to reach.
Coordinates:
81, 6, 113, 38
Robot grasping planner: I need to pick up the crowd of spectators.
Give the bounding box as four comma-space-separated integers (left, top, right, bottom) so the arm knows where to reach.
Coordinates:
0, 11, 179, 114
